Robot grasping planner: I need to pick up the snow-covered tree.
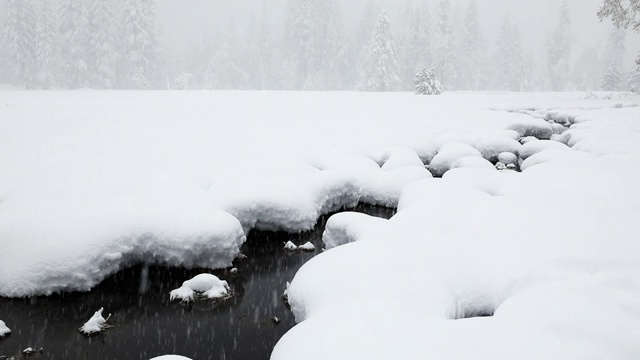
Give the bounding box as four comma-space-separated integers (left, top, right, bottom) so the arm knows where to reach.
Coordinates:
174, 72, 193, 90
547, 1, 573, 91
4, 0, 36, 88
459, 0, 485, 90
400, 4, 431, 90
432, 0, 457, 89
34, 1, 59, 89
629, 63, 640, 92
602, 62, 622, 90
89, 0, 120, 89
361, 9, 401, 92
60, 0, 90, 89
573, 47, 602, 91
599, 0, 640, 64
283, 0, 318, 89
204, 39, 245, 90
494, 16, 525, 91
120, 0, 160, 89
414, 66, 442, 95
318, 0, 350, 89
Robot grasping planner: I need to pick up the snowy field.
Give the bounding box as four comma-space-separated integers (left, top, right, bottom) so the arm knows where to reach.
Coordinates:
1, 90, 640, 358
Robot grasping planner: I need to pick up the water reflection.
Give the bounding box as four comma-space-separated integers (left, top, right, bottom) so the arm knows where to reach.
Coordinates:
0, 204, 395, 359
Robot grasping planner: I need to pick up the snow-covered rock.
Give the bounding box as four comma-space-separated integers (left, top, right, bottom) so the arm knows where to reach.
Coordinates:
376, 147, 425, 170
428, 143, 482, 177
298, 242, 316, 251
506, 118, 554, 139
519, 140, 570, 161
284, 241, 298, 251
79, 307, 111, 335
149, 356, 192, 360
169, 274, 230, 303
0, 320, 10, 337
498, 152, 518, 165
451, 156, 496, 170
475, 136, 521, 163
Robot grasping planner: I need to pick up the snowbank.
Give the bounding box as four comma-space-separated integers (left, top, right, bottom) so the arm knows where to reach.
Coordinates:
273, 97, 640, 360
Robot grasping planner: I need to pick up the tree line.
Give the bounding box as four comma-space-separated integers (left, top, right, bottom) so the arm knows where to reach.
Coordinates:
1, 0, 639, 92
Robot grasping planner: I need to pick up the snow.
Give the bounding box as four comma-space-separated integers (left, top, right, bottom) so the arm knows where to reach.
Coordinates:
498, 152, 518, 164
298, 242, 316, 251
169, 274, 230, 303
79, 307, 110, 335
428, 142, 482, 177
1, 90, 640, 358
475, 135, 521, 163
0, 320, 10, 337
149, 356, 192, 360
284, 241, 298, 251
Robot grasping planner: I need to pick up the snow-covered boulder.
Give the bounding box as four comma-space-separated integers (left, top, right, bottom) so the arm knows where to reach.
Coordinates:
498, 152, 518, 165
428, 143, 482, 177
379, 147, 425, 171
551, 123, 566, 135
451, 156, 496, 170
284, 241, 298, 251
506, 118, 554, 139
519, 140, 570, 161
79, 307, 111, 335
298, 242, 316, 251
169, 274, 230, 303
149, 356, 193, 360
0, 320, 10, 337
475, 136, 521, 163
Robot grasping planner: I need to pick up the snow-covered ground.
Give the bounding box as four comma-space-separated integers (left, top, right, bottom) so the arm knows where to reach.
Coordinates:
1, 90, 639, 357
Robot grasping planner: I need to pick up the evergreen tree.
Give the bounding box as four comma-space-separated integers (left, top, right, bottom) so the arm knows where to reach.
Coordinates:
547, 1, 572, 91
60, 0, 90, 88
34, 1, 59, 89
598, 0, 640, 64
494, 16, 524, 91
4, 0, 36, 88
89, 0, 120, 89
459, 0, 485, 90
318, 0, 350, 89
283, 0, 318, 89
432, 0, 456, 89
400, 4, 431, 90
573, 47, 602, 91
361, 9, 401, 91
602, 61, 622, 90
629, 63, 640, 92
120, 0, 160, 89
414, 66, 442, 95
204, 37, 245, 90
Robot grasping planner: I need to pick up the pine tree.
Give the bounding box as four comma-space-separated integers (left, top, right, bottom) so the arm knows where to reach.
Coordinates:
573, 47, 602, 91
89, 0, 120, 89
629, 63, 640, 92
4, 0, 36, 88
414, 66, 442, 95
204, 38, 245, 90
459, 0, 485, 90
60, 0, 90, 89
283, 0, 318, 89
318, 0, 350, 89
34, 1, 59, 89
361, 9, 401, 92
547, 1, 572, 91
494, 16, 525, 91
432, 0, 456, 89
602, 61, 622, 90
401, 4, 431, 90
120, 0, 160, 89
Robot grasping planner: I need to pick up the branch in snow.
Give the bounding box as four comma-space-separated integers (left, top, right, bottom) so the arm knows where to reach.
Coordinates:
79, 307, 112, 335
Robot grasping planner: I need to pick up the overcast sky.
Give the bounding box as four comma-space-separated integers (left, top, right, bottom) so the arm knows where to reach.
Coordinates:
156, 0, 639, 67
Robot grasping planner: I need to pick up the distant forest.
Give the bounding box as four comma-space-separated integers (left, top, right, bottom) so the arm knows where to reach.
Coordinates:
1, 0, 638, 91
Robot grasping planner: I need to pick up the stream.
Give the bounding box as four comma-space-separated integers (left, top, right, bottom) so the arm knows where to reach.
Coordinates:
0, 204, 395, 360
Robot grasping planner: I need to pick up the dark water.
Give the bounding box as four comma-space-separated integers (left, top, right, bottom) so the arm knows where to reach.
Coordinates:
0, 204, 395, 360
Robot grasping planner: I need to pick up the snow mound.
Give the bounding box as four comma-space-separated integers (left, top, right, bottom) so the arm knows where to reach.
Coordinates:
498, 152, 518, 165
149, 356, 192, 360
323, 212, 389, 249
506, 118, 553, 139
169, 274, 230, 303
475, 136, 521, 163
298, 242, 316, 251
284, 241, 298, 251
380, 148, 425, 170
428, 143, 482, 177
519, 140, 570, 161
0, 320, 10, 337
79, 307, 111, 335
452, 156, 496, 170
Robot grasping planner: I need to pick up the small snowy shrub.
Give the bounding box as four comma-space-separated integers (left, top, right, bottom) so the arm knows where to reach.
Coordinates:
414, 67, 443, 95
